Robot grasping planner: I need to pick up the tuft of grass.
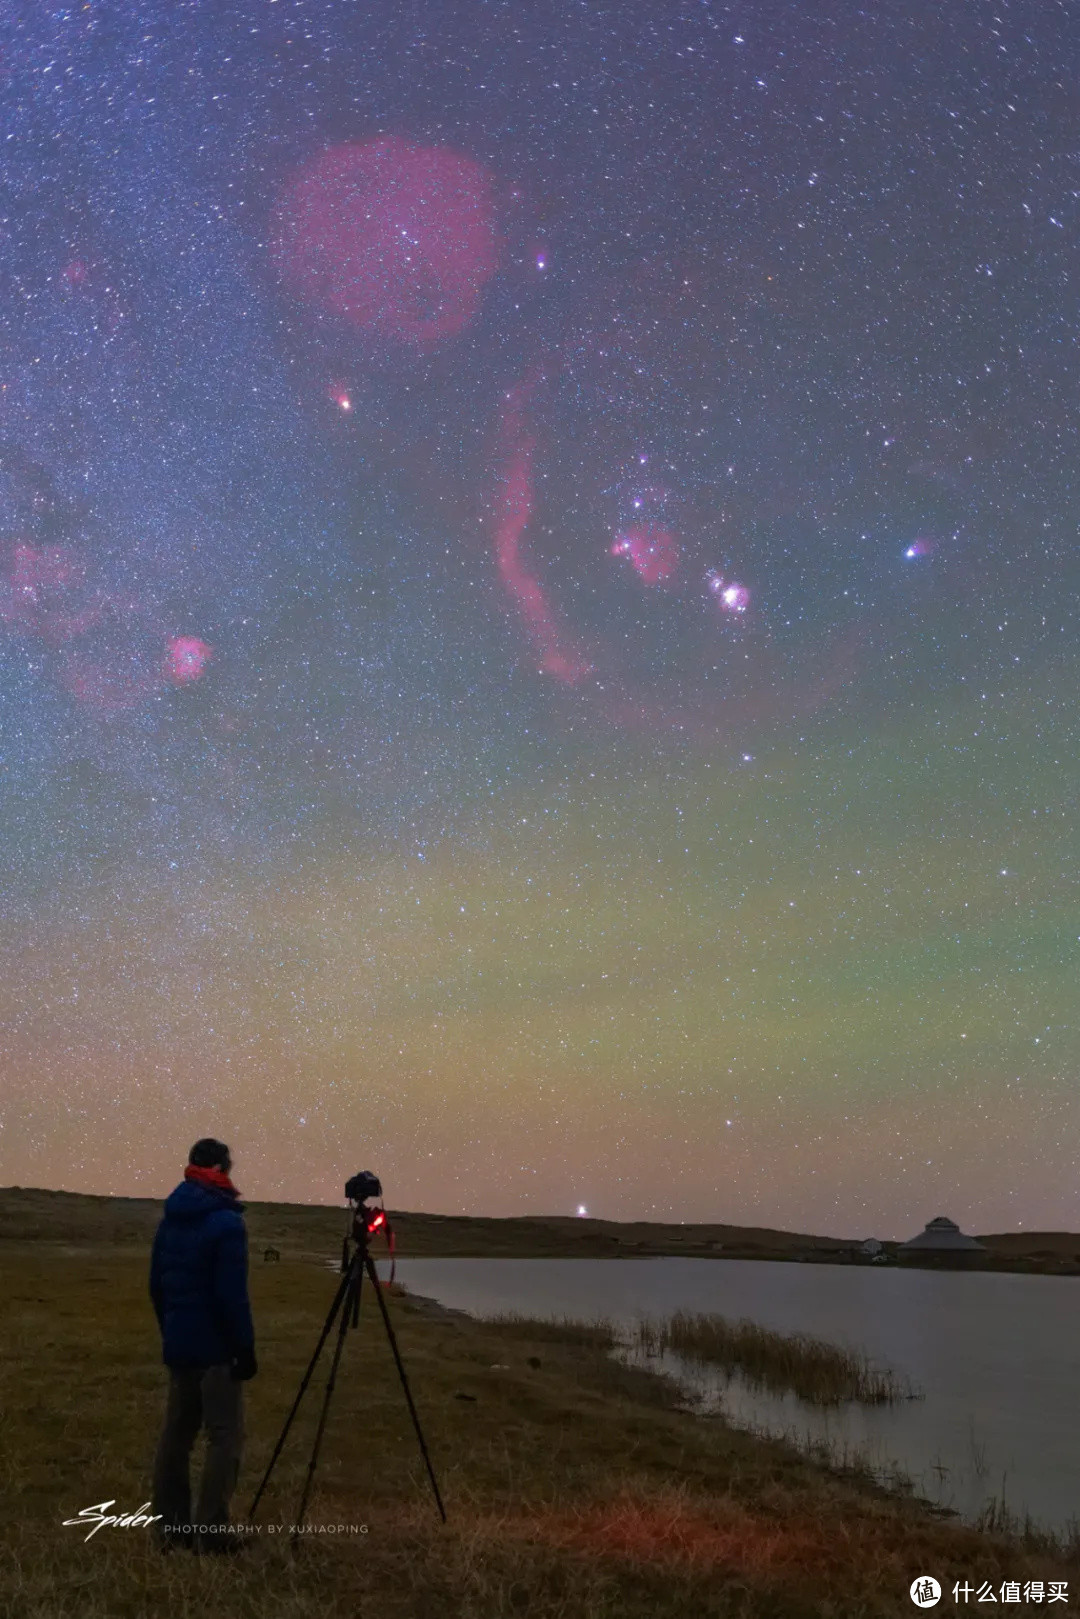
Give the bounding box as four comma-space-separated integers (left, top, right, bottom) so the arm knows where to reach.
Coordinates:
975, 1493, 1080, 1558
635, 1311, 915, 1406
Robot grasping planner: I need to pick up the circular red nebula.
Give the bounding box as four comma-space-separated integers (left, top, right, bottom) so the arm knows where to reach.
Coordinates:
610, 523, 680, 586
166, 636, 212, 685
271, 137, 499, 346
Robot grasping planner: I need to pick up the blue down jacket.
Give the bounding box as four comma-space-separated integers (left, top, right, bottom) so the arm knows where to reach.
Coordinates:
149, 1180, 255, 1368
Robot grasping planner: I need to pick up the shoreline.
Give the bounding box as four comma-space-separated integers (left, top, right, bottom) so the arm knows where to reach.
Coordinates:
393, 1286, 1065, 1547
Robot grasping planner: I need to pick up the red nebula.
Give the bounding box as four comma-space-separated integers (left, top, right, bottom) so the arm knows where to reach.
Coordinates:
0, 539, 216, 713
491, 385, 591, 684
0, 543, 102, 644
4, 542, 83, 602
483, 372, 865, 742
610, 523, 680, 585
271, 138, 499, 346
166, 636, 212, 685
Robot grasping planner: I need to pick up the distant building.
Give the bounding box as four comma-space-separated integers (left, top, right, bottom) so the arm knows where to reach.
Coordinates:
899, 1216, 986, 1268
859, 1238, 884, 1258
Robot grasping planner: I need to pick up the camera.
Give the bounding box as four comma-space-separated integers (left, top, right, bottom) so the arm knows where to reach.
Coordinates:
345, 1170, 382, 1204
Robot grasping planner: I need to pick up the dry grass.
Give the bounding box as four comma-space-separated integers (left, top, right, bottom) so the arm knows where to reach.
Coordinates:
2, 1240, 1077, 1618
635, 1312, 914, 1406
481, 1313, 618, 1350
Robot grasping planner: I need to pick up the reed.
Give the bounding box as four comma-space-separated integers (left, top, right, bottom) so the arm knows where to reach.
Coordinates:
634, 1311, 914, 1406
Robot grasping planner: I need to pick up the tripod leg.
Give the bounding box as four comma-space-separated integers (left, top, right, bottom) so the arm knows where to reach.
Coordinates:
363, 1252, 447, 1522
292, 1263, 362, 1537
248, 1261, 354, 1519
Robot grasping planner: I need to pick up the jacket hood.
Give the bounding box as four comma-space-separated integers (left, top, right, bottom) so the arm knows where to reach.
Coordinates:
163, 1179, 245, 1220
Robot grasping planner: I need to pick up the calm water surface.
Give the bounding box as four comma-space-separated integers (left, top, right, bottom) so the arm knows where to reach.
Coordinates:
395, 1256, 1080, 1533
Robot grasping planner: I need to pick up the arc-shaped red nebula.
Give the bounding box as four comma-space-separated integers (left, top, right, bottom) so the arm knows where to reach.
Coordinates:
490, 385, 592, 685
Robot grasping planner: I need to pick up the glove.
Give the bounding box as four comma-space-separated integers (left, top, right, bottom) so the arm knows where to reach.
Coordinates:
230, 1346, 258, 1381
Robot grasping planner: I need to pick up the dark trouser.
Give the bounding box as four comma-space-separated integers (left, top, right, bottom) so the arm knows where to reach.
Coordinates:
152, 1363, 243, 1536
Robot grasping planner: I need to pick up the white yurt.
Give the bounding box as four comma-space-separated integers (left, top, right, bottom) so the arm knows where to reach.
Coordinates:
898, 1216, 986, 1267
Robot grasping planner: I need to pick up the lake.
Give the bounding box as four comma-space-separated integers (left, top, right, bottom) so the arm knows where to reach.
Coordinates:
395, 1255, 1080, 1534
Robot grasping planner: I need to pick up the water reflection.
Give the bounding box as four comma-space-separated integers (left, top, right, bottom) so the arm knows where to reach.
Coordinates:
620, 1345, 981, 1518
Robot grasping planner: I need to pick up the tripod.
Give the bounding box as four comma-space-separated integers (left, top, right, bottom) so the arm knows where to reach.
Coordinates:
249, 1210, 446, 1537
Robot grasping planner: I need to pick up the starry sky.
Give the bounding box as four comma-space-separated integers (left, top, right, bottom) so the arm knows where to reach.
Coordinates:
1, 0, 1077, 1237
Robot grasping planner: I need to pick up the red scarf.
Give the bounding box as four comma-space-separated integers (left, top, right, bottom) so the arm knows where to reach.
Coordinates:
184, 1163, 240, 1197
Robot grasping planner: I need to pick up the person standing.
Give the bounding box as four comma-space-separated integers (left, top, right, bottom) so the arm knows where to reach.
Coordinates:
149, 1138, 257, 1554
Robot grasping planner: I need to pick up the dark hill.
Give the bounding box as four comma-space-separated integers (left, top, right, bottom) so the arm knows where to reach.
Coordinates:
2, 1187, 1077, 1272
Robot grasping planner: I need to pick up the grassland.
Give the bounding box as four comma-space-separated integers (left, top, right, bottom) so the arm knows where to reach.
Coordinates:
3, 1197, 1080, 1616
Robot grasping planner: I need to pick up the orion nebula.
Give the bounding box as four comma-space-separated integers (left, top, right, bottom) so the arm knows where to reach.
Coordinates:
707, 572, 751, 614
